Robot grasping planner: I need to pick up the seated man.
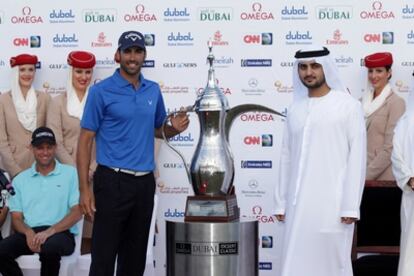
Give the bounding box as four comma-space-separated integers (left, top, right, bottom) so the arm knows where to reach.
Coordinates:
0, 126, 81, 276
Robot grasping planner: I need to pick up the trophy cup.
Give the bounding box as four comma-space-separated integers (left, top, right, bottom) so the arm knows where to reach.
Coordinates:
163, 41, 283, 222
164, 42, 284, 276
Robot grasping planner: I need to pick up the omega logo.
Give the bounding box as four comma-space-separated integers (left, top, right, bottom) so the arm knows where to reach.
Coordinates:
252, 2, 262, 12
22, 6, 31, 15
135, 4, 145, 13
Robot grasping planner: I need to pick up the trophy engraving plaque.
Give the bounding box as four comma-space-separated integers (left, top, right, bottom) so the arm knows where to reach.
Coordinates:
185, 195, 239, 222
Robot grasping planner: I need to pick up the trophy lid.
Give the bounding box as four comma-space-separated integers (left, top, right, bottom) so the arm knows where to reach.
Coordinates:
194, 41, 230, 112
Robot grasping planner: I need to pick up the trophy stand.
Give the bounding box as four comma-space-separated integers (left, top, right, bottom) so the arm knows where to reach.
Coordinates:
166, 219, 258, 276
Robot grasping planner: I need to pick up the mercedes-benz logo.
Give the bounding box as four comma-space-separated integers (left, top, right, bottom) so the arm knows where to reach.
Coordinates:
248, 179, 258, 189
248, 78, 258, 88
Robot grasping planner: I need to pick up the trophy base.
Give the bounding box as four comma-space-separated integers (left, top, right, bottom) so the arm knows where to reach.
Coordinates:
166, 220, 258, 276
184, 194, 239, 222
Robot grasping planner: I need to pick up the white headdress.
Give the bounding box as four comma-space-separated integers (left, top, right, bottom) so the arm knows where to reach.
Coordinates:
293, 45, 348, 101
66, 67, 89, 120
10, 66, 37, 132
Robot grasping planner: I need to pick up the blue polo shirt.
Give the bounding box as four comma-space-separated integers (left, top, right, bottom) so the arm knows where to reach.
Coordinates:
9, 161, 79, 234
81, 69, 167, 171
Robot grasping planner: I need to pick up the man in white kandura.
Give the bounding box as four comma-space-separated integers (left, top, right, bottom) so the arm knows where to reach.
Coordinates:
391, 73, 414, 276
273, 46, 366, 276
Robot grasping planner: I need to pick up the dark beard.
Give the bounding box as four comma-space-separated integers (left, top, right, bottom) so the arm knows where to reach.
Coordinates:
300, 76, 326, 89
120, 62, 141, 76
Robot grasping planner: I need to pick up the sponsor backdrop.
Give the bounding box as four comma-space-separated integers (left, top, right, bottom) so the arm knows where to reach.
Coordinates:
0, 0, 413, 274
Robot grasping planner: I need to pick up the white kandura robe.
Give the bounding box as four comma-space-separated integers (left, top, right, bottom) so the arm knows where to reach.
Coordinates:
274, 91, 366, 276
391, 114, 414, 276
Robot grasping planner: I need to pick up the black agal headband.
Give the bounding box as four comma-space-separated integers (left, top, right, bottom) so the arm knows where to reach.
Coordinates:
294, 47, 330, 59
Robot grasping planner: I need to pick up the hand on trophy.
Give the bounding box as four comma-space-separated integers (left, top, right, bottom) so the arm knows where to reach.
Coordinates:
408, 177, 414, 190
170, 107, 190, 133
276, 214, 285, 222
341, 217, 357, 224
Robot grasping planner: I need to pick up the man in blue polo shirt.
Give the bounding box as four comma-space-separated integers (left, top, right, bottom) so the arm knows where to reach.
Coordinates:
77, 30, 189, 276
0, 127, 81, 276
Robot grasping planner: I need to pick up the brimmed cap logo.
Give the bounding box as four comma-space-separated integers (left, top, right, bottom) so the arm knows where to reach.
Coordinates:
118, 31, 145, 50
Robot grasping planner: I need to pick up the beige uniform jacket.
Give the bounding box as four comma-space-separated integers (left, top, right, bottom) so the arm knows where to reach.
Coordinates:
46, 93, 97, 173
0, 91, 50, 178
47, 93, 97, 238
366, 91, 405, 180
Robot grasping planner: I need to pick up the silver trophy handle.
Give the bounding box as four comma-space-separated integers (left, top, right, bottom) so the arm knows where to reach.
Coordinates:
225, 104, 285, 142
161, 105, 195, 190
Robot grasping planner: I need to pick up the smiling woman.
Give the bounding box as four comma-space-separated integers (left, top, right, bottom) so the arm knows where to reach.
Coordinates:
0, 54, 50, 178
47, 50, 96, 169
46, 50, 97, 240
362, 52, 405, 181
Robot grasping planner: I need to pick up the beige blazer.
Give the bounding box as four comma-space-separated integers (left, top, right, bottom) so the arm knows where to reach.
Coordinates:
366, 91, 405, 180
46, 93, 96, 172
47, 93, 97, 238
0, 91, 50, 178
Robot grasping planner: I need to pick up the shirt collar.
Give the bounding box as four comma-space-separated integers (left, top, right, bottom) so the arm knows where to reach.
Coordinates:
112, 69, 149, 91
30, 159, 62, 176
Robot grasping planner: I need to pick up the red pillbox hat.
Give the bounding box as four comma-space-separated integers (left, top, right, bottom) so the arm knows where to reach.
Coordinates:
364, 52, 393, 68
10, 54, 38, 67
67, 51, 96, 68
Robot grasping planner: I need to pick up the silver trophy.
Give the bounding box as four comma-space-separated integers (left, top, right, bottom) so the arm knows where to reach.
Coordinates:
163, 42, 283, 221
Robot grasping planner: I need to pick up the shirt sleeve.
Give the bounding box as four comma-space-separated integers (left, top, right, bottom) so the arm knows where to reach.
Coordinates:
81, 85, 104, 132
0, 99, 23, 178
154, 87, 167, 129
8, 176, 22, 213
340, 101, 367, 219
273, 118, 290, 215
68, 168, 80, 208
391, 117, 413, 192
